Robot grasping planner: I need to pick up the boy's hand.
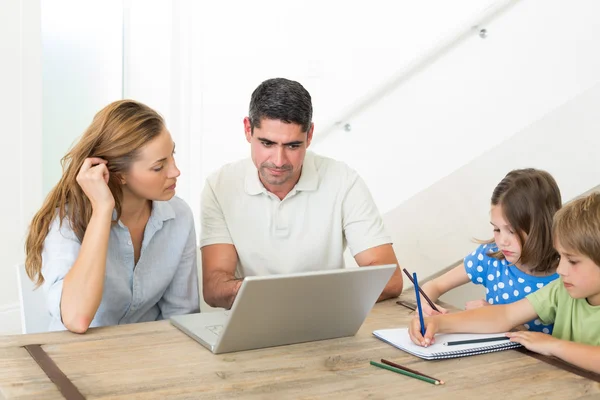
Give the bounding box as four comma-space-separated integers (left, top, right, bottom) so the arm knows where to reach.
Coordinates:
408, 315, 438, 347
465, 299, 491, 310
506, 331, 558, 356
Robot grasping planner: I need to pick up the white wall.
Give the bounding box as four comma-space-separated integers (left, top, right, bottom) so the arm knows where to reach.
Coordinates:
317, 0, 600, 214
0, 0, 43, 334
322, 0, 600, 305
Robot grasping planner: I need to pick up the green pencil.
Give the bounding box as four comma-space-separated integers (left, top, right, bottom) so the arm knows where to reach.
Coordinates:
370, 361, 440, 385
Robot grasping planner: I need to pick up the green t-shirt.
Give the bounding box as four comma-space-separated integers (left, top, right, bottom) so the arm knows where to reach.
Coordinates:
527, 278, 600, 345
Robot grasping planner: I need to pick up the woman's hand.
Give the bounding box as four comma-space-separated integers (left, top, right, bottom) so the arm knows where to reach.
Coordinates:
76, 157, 114, 212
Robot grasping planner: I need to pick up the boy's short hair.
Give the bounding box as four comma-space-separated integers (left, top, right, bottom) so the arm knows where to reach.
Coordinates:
553, 191, 600, 267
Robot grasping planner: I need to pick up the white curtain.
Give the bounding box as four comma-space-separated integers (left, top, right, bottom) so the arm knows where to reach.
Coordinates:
124, 0, 202, 233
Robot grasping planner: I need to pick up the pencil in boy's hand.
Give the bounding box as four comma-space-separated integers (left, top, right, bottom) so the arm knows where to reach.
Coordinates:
402, 268, 439, 312
443, 336, 511, 346
370, 361, 441, 385
380, 359, 445, 384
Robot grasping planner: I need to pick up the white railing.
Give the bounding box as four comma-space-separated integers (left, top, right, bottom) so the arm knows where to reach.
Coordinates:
313, 0, 522, 143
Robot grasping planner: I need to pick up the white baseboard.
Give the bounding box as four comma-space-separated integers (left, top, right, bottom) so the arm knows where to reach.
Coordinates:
0, 302, 22, 335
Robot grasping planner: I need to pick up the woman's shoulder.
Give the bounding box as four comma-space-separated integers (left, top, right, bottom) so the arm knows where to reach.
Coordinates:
46, 208, 79, 241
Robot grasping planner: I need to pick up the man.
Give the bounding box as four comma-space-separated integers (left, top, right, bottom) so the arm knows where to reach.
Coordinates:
201, 78, 403, 309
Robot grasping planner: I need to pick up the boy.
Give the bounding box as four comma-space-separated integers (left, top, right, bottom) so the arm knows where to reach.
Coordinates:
409, 192, 600, 374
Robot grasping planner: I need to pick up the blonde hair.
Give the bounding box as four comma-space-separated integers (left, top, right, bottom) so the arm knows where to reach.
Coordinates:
553, 191, 600, 267
25, 100, 165, 286
481, 168, 562, 274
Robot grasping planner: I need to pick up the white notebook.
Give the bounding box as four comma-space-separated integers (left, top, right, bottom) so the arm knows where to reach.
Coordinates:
373, 328, 522, 360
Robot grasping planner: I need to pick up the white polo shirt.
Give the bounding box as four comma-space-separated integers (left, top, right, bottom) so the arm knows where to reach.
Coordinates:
200, 151, 392, 277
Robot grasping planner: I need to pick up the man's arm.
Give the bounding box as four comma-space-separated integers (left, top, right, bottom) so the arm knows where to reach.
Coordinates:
200, 177, 242, 310
201, 244, 242, 309
354, 244, 403, 301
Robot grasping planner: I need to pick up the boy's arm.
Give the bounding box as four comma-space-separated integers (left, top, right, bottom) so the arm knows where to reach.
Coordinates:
421, 263, 471, 314
410, 298, 538, 346
553, 341, 600, 374
507, 332, 600, 374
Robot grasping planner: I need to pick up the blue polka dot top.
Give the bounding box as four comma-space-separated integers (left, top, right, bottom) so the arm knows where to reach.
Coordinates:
464, 243, 559, 333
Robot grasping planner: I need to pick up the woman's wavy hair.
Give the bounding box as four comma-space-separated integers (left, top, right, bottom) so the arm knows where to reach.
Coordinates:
25, 100, 165, 286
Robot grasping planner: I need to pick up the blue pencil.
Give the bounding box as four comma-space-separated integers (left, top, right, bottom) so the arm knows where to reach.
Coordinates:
413, 272, 426, 337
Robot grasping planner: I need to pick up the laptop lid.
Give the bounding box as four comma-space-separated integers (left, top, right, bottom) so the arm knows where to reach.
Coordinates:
211, 264, 396, 353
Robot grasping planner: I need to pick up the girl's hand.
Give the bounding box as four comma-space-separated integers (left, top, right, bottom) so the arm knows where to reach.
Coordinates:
408, 315, 438, 347
421, 300, 449, 316
76, 158, 115, 212
465, 298, 491, 310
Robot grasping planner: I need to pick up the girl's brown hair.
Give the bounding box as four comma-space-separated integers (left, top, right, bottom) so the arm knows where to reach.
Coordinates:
553, 192, 600, 267
25, 100, 165, 286
483, 168, 562, 274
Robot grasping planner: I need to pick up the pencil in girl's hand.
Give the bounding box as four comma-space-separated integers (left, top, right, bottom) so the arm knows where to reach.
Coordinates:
413, 272, 426, 338
370, 361, 440, 385
380, 359, 445, 384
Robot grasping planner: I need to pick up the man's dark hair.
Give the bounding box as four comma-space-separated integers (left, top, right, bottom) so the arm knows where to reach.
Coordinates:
248, 78, 313, 133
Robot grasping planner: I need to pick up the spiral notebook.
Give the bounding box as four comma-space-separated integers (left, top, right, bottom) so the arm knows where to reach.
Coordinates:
373, 328, 522, 360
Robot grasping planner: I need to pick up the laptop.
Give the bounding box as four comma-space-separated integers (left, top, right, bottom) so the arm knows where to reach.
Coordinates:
170, 264, 397, 354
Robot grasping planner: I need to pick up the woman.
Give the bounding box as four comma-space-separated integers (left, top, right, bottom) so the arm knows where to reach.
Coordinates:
25, 100, 199, 333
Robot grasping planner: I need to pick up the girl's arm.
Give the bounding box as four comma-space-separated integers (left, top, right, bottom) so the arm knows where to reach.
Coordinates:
420, 263, 471, 315
409, 298, 538, 346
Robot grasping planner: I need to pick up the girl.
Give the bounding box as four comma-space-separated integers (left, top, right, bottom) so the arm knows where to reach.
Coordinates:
26, 100, 199, 333
420, 168, 561, 333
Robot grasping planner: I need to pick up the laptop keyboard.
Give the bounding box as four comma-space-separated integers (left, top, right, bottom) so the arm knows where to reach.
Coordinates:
206, 324, 224, 336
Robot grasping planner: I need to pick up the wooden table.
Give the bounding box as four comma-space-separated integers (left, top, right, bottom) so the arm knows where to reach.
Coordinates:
0, 295, 598, 399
